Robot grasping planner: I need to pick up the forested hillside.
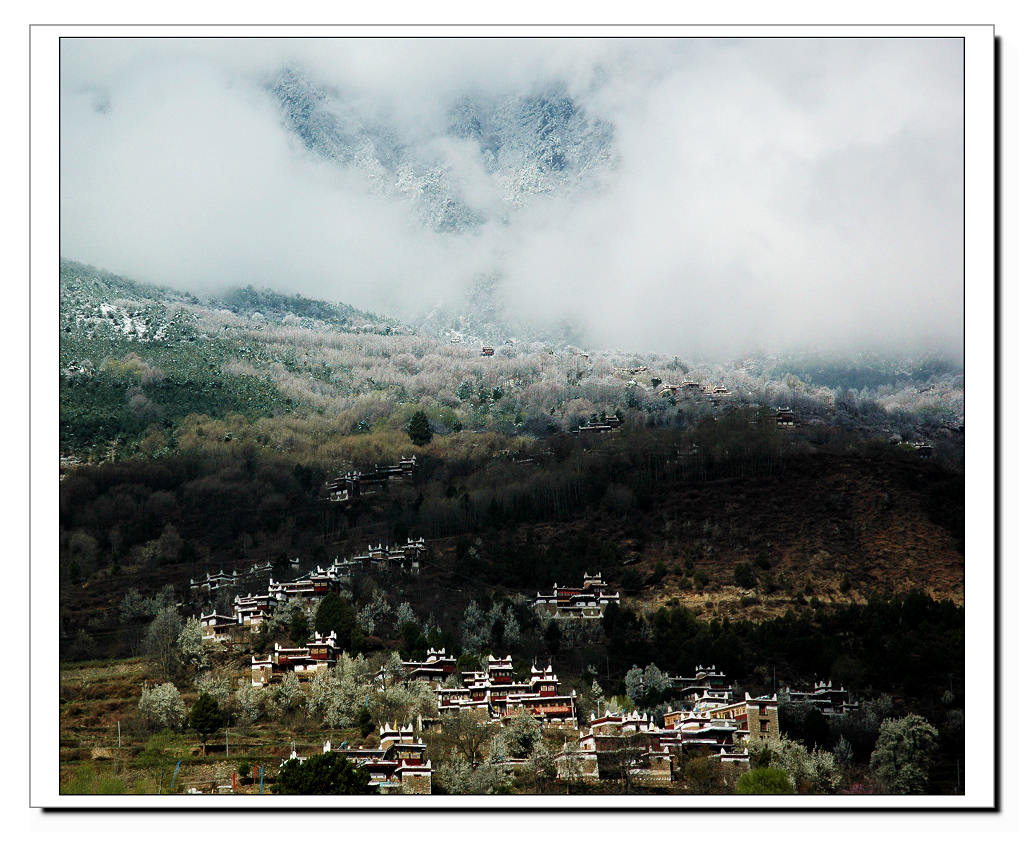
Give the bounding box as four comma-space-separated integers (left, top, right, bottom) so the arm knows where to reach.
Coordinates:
60, 259, 965, 463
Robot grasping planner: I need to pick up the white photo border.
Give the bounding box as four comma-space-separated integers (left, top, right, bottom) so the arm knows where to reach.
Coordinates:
30, 23, 996, 811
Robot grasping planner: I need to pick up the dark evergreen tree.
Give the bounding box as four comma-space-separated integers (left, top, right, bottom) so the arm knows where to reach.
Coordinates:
189, 692, 224, 755
275, 752, 373, 795
407, 410, 433, 446
289, 607, 309, 644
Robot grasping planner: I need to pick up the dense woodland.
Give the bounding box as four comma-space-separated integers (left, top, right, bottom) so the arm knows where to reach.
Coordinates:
60, 259, 964, 460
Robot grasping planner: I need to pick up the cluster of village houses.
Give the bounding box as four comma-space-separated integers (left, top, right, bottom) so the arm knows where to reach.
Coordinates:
189, 550, 855, 795
195, 537, 428, 642
226, 563, 856, 793
280, 655, 858, 794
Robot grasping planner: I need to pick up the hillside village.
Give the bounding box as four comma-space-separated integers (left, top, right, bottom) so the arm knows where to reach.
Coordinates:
58, 518, 897, 797
57, 265, 965, 797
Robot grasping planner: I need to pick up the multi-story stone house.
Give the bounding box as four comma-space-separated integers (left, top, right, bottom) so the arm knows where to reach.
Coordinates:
667, 665, 733, 702
232, 592, 274, 628
198, 612, 237, 642
779, 680, 859, 716
436, 656, 578, 727
555, 711, 673, 784
327, 723, 433, 794
250, 630, 341, 686
394, 648, 458, 683
696, 692, 781, 743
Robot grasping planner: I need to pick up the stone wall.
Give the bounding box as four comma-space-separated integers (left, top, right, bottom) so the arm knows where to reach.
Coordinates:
401, 770, 432, 795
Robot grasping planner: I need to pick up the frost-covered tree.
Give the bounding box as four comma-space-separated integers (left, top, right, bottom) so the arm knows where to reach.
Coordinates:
624, 663, 670, 707
624, 666, 644, 706
119, 588, 151, 622
834, 735, 854, 768
377, 652, 407, 689
307, 669, 340, 723
642, 664, 670, 697
308, 653, 376, 729
485, 602, 521, 650
394, 601, 417, 631
435, 758, 509, 795
357, 591, 391, 637
148, 585, 178, 614
138, 682, 186, 731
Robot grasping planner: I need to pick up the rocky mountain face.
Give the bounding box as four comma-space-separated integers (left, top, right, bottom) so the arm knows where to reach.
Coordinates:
267, 67, 616, 344
269, 67, 615, 233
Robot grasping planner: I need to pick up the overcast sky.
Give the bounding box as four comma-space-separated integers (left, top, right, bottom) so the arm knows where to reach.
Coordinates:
60, 38, 964, 360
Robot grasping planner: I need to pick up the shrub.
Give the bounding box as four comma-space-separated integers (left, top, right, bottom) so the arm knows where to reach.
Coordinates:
736, 767, 795, 795
734, 563, 757, 589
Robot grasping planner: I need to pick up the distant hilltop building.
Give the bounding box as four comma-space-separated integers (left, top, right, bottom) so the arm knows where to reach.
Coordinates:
189, 559, 274, 595
325, 456, 418, 503
192, 539, 429, 644
532, 572, 620, 619
779, 680, 859, 717
572, 415, 622, 435
481, 345, 495, 356
776, 406, 795, 428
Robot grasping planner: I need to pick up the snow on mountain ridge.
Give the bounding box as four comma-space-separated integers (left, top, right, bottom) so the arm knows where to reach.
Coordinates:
267, 66, 617, 234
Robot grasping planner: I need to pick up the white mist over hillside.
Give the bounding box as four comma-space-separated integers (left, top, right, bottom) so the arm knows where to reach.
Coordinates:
60, 38, 964, 361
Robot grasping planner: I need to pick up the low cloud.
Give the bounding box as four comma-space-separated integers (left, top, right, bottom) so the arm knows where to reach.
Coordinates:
60, 37, 964, 360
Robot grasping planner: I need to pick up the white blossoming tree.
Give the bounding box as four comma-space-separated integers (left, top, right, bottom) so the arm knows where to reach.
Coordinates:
177, 616, 208, 671
138, 682, 186, 731
235, 680, 264, 725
